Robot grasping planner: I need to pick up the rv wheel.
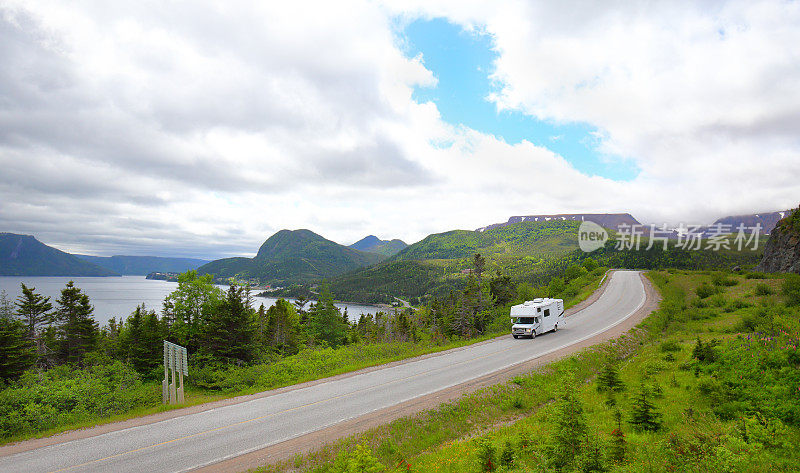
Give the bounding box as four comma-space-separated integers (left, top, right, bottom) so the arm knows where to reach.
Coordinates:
531, 330, 536, 339
513, 334, 519, 339
553, 324, 558, 332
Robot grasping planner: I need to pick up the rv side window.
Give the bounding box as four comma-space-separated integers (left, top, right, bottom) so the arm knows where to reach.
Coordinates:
535, 317, 540, 324
544, 309, 550, 317
537, 307, 541, 313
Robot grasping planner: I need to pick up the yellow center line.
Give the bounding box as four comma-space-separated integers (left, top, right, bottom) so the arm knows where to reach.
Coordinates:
49, 342, 519, 473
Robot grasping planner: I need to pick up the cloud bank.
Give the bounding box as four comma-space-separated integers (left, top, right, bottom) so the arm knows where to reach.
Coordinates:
1, 0, 798, 258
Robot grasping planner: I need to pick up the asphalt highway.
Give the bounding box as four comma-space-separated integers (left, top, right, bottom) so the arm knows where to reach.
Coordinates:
0, 270, 646, 473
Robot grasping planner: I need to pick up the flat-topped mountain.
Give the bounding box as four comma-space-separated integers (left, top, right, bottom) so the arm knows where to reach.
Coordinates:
477, 213, 641, 232
0, 233, 118, 276
199, 229, 385, 284
349, 235, 407, 257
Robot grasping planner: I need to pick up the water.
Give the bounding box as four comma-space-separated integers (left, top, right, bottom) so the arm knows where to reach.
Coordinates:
0, 276, 380, 326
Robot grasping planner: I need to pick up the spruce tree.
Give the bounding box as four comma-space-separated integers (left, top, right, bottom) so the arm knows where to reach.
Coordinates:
0, 290, 13, 318
122, 305, 165, 374
629, 382, 662, 432
547, 375, 588, 470
473, 253, 486, 313
0, 314, 37, 381
15, 283, 52, 342
199, 284, 257, 364
54, 281, 98, 364
308, 285, 348, 348
596, 360, 625, 392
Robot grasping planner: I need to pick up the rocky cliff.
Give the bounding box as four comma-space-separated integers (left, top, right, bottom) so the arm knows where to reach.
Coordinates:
756, 208, 800, 274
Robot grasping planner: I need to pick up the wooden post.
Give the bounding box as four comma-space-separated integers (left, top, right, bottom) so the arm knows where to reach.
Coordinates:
170, 368, 176, 404
177, 370, 185, 404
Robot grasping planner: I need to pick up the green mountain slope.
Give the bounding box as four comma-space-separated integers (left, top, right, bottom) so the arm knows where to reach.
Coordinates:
198, 229, 385, 284
349, 235, 407, 257
75, 255, 209, 275
329, 221, 583, 302
0, 233, 119, 276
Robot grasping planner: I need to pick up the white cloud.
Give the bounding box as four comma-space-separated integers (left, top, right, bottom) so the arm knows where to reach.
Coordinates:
1, 0, 798, 258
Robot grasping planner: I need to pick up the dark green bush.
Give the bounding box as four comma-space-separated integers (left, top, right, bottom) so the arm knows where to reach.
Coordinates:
755, 283, 774, 296
712, 274, 738, 287
781, 274, 800, 306
696, 283, 718, 299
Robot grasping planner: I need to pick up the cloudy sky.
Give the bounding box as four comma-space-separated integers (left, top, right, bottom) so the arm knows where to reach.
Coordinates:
1, 0, 798, 259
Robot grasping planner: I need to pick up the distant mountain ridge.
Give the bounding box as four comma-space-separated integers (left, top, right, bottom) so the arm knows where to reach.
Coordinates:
478, 210, 790, 237
75, 255, 209, 276
477, 213, 641, 232
0, 233, 118, 276
199, 229, 385, 284
703, 210, 790, 235
349, 235, 407, 257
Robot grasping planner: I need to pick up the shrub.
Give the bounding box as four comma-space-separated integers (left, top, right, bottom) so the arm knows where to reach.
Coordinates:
476, 439, 496, 472
692, 338, 718, 362
754, 283, 774, 296
331, 443, 385, 473
712, 274, 738, 287
781, 274, 800, 306
695, 283, 718, 299
745, 272, 767, 279
659, 340, 681, 352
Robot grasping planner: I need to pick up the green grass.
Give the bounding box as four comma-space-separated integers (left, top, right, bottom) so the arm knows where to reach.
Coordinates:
261, 270, 800, 473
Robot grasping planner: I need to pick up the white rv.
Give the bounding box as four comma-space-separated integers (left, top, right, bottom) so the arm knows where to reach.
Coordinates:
510, 298, 564, 339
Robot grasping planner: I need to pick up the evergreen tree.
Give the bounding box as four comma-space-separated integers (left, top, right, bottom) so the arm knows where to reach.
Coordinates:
0, 313, 36, 382
265, 299, 301, 356
54, 281, 98, 364
14, 283, 52, 343
121, 304, 166, 374
199, 284, 258, 364
0, 290, 13, 318
473, 253, 486, 313
629, 382, 662, 432
609, 410, 626, 464
308, 285, 348, 348
596, 360, 625, 392
489, 271, 515, 307
547, 375, 588, 470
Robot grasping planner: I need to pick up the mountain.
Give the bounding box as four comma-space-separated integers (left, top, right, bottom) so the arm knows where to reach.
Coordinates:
327, 220, 584, 302
198, 229, 385, 284
349, 235, 407, 257
702, 210, 791, 236
0, 233, 118, 276
477, 213, 641, 232
75, 255, 210, 276
756, 208, 800, 273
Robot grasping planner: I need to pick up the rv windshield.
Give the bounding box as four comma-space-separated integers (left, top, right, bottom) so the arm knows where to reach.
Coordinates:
515, 317, 537, 325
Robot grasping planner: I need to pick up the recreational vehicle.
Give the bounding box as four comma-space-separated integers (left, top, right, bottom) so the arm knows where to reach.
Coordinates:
510, 298, 564, 339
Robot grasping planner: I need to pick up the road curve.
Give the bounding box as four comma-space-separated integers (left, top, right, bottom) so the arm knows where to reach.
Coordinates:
0, 270, 648, 473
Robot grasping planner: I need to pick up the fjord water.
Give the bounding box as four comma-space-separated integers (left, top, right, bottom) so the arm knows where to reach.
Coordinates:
0, 276, 378, 326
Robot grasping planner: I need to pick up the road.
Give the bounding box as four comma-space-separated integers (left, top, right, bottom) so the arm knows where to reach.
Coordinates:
0, 270, 648, 473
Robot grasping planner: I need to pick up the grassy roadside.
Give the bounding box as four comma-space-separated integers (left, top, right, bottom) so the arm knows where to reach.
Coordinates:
0, 270, 610, 446
258, 270, 800, 473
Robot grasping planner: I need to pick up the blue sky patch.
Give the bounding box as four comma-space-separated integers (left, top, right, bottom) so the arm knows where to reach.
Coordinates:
401, 18, 639, 181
